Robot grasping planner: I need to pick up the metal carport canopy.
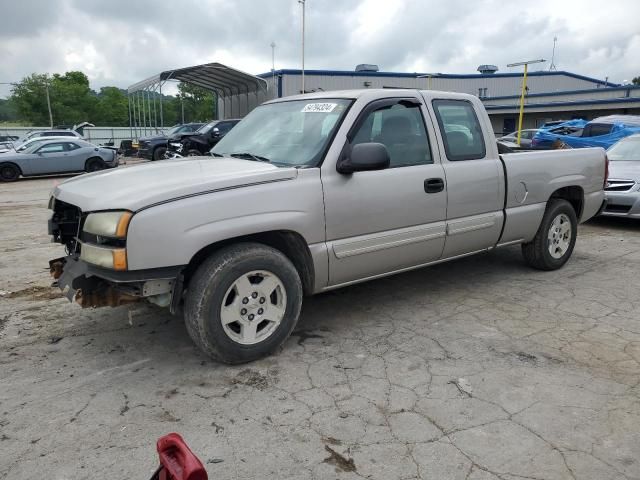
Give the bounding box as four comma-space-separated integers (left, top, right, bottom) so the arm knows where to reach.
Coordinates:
127, 62, 267, 97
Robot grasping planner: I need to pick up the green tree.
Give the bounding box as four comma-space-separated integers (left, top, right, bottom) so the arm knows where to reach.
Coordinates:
176, 82, 216, 122
94, 87, 128, 126
10, 73, 52, 125
0, 98, 18, 122
632, 77, 640, 86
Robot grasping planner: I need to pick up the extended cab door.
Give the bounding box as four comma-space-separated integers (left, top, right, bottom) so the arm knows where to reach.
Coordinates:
427, 96, 505, 258
322, 96, 447, 286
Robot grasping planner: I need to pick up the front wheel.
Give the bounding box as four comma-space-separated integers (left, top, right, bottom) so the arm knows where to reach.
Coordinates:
184, 243, 303, 364
522, 199, 577, 270
153, 146, 167, 161
187, 149, 202, 157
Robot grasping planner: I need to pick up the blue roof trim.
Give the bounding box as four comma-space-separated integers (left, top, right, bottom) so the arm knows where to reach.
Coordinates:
485, 97, 640, 111
256, 69, 618, 87
486, 85, 640, 100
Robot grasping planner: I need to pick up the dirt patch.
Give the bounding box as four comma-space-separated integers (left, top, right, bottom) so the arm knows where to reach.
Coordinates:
231, 369, 270, 390
3, 286, 62, 301
323, 445, 356, 473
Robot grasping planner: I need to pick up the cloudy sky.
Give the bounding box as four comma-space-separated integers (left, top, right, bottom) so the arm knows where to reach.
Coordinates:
1, 0, 639, 98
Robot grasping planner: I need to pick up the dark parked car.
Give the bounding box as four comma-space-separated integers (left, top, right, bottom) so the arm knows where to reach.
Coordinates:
168, 119, 240, 156
138, 123, 204, 160
0, 135, 19, 143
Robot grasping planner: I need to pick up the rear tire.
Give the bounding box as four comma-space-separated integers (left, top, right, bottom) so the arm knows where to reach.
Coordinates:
85, 157, 105, 172
522, 199, 577, 270
184, 243, 303, 364
153, 146, 167, 161
0, 163, 20, 182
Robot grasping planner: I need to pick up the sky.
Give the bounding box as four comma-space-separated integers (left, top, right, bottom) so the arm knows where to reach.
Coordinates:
1, 0, 639, 98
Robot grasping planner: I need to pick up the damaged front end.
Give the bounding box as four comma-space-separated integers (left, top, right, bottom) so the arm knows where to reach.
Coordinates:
48, 197, 182, 312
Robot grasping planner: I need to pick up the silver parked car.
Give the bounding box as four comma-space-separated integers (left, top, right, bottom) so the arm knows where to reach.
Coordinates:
601, 134, 640, 218
0, 139, 118, 182
498, 129, 538, 148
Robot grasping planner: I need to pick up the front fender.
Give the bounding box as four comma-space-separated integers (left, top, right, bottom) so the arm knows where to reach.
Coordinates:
125, 169, 326, 270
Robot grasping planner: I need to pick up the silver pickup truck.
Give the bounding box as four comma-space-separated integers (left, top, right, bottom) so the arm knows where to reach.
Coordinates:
48, 89, 607, 363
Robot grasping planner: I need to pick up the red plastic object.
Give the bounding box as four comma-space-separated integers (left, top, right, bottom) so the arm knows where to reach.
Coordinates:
154, 433, 208, 480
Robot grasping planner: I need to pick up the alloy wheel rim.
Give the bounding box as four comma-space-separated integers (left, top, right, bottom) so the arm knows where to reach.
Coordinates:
547, 213, 571, 259
1, 166, 16, 179
220, 270, 287, 345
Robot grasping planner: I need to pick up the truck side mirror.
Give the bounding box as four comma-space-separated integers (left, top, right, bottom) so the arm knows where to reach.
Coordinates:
337, 142, 390, 174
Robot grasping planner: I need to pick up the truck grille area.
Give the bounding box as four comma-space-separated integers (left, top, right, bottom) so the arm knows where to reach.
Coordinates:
49, 199, 82, 253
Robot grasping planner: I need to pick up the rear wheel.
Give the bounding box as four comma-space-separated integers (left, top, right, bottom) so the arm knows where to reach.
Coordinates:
184, 243, 303, 364
187, 149, 202, 157
522, 199, 577, 270
85, 157, 105, 172
0, 163, 20, 182
153, 146, 167, 161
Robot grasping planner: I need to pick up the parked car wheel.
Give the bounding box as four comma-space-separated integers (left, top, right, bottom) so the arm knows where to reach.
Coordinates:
153, 146, 167, 161
187, 149, 202, 157
85, 157, 106, 172
184, 243, 303, 364
522, 199, 577, 270
0, 162, 20, 182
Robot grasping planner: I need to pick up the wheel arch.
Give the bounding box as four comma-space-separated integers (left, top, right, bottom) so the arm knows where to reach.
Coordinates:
85, 156, 104, 169
183, 230, 315, 296
549, 186, 584, 220
0, 161, 23, 177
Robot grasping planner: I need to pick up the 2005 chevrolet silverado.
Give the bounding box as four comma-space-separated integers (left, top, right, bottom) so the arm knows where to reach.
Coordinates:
48, 89, 608, 363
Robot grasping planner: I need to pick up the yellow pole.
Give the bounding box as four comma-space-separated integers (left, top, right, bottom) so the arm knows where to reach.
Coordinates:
516, 64, 528, 146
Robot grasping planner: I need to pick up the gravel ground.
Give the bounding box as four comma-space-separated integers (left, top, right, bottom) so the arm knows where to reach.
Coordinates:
1, 168, 639, 480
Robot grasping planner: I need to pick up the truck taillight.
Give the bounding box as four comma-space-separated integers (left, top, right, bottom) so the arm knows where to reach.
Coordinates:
604, 154, 609, 189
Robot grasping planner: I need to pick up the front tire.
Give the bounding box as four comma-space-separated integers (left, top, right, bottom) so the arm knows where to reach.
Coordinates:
0, 163, 20, 182
153, 146, 167, 161
522, 199, 577, 270
187, 149, 202, 157
184, 243, 303, 364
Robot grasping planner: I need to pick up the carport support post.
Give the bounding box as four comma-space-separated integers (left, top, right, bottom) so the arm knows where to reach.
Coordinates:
159, 82, 164, 129
127, 93, 133, 140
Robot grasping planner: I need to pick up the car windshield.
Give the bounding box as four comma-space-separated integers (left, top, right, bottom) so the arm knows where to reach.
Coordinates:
196, 122, 217, 134
211, 98, 352, 167
167, 125, 184, 135
607, 137, 640, 161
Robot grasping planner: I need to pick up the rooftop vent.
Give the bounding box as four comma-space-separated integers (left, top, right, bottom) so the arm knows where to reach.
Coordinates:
355, 64, 379, 72
477, 65, 499, 74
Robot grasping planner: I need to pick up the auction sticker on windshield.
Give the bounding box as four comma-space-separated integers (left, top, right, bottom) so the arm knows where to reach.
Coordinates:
302, 103, 337, 113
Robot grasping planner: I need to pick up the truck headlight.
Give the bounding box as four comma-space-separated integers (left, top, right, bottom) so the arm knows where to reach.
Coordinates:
80, 244, 127, 271
83, 211, 132, 238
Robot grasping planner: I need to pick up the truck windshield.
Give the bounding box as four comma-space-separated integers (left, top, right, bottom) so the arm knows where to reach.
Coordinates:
607, 136, 640, 161
211, 99, 352, 167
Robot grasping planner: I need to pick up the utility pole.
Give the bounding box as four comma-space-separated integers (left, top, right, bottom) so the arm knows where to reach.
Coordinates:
271, 41, 277, 98
298, 0, 306, 93
507, 59, 545, 146
44, 77, 53, 128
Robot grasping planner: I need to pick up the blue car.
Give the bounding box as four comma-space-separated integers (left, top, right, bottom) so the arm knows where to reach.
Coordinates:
532, 116, 640, 149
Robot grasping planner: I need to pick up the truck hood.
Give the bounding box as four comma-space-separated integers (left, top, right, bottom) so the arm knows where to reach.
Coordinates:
52, 157, 298, 212
608, 161, 640, 181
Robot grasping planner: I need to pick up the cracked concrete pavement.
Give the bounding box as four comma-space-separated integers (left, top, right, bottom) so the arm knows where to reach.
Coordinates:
1, 173, 639, 479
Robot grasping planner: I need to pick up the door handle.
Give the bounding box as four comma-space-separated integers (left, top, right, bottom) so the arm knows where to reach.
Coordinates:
424, 178, 445, 193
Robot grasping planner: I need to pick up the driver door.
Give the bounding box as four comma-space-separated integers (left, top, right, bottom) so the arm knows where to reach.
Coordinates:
27, 142, 71, 174
322, 97, 447, 286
